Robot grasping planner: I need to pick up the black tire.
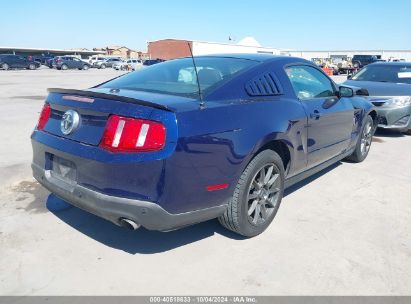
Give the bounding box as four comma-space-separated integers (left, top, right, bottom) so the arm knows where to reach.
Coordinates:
219, 149, 285, 237
61, 64, 68, 70
2, 63, 9, 70
346, 115, 374, 163
83, 65, 89, 70
100, 64, 106, 69
28, 63, 36, 70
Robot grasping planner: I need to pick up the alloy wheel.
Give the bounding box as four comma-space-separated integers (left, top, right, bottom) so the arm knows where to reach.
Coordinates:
360, 120, 373, 155
247, 163, 281, 226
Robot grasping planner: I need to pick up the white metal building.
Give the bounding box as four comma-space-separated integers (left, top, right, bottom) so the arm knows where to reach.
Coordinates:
193, 37, 281, 56
281, 50, 411, 61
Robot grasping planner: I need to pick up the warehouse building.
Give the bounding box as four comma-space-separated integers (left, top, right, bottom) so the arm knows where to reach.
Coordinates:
281, 50, 411, 61
148, 37, 281, 60
148, 37, 411, 62
0, 46, 104, 59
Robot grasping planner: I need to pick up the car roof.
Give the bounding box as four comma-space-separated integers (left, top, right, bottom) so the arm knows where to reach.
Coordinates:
369, 62, 411, 67
192, 53, 282, 62
181, 53, 312, 64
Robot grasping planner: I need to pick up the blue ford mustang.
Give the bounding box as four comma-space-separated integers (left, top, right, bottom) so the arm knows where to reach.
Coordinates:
31, 54, 377, 237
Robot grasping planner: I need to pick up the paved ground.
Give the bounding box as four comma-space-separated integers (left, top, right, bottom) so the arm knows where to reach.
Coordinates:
0, 69, 410, 295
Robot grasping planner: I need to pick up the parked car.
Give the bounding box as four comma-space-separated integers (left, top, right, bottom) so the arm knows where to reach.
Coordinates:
330, 56, 354, 75
0, 54, 41, 70
113, 59, 142, 71
94, 57, 122, 69
387, 57, 406, 62
31, 54, 376, 237
27, 55, 54, 65
344, 62, 411, 134
88, 56, 106, 65
27, 55, 43, 65
46, 57, 55, 68
143, 58, 165, 66
53, 56, 90, 70
352, 55, 380, 68
40, 56, 54, 65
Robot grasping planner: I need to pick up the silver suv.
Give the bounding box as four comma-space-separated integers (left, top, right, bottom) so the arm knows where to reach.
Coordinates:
93, 57, 122, 69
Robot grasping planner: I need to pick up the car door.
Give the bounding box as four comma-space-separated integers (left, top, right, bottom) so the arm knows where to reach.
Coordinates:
73, 58, 82, 68
4, 55, 15, 68
285, 65, 354, 168
61, 57, 69, 68
15, 56, 27, 68
67, 57, 75, 68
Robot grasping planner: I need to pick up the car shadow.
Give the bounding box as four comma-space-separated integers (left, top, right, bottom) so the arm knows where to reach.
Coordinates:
284, 162, 341, 196
47, 162, 343, 254
374, 129, 406, 138
46, 194, 245, 255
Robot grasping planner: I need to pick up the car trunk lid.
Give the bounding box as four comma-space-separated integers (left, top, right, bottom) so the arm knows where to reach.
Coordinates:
42, 88, 186, 146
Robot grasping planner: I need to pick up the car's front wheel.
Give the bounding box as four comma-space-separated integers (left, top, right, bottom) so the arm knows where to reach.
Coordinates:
219, 149, 285, 237
2, 63, 9, 70
61, 64, 68, 70
82, 65, 89, 70
346, 115, 374, 162
100, 64, 106, 69
28, 63, 36, 70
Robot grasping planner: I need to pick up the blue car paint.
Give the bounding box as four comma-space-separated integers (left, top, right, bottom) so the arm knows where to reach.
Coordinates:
31, 55, 375, 217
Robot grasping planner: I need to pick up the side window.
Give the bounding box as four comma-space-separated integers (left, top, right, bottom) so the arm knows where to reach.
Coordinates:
285, 65, 336, 99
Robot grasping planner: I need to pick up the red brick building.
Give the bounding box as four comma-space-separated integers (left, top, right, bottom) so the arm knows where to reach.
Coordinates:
147, 39, 193, 60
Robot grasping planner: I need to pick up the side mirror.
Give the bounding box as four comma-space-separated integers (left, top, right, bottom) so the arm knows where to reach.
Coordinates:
355, 88, 369, 96
339, 86, 354, 98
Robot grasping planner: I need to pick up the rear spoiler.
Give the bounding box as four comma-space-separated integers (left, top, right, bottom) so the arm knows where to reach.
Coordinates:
47, 88, 172, 111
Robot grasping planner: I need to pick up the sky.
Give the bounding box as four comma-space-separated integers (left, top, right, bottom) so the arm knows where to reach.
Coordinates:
1, 0, 411, 51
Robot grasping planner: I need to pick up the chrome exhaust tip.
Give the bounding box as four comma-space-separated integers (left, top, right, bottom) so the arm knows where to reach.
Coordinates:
119, 218, 140, 230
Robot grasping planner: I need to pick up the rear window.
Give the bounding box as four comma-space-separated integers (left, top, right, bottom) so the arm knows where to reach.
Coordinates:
99, 57, 258, 97
352, 64, 411, 84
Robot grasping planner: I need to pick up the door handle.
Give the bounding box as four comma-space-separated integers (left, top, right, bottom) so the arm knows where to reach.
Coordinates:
310, 110, 321, 119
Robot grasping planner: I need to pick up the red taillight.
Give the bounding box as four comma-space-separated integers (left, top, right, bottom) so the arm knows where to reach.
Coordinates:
37, 103, 51, 130
100, 115, 166, 152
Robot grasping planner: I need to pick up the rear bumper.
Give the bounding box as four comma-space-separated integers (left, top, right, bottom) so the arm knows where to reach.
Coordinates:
32, 163, 227, 231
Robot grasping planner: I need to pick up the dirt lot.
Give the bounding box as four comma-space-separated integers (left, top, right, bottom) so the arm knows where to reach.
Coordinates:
0, 68, 410, 295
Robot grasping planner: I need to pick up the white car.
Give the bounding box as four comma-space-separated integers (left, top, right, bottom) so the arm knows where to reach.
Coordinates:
113, 59, 142, 71
88, 56, 107, 66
